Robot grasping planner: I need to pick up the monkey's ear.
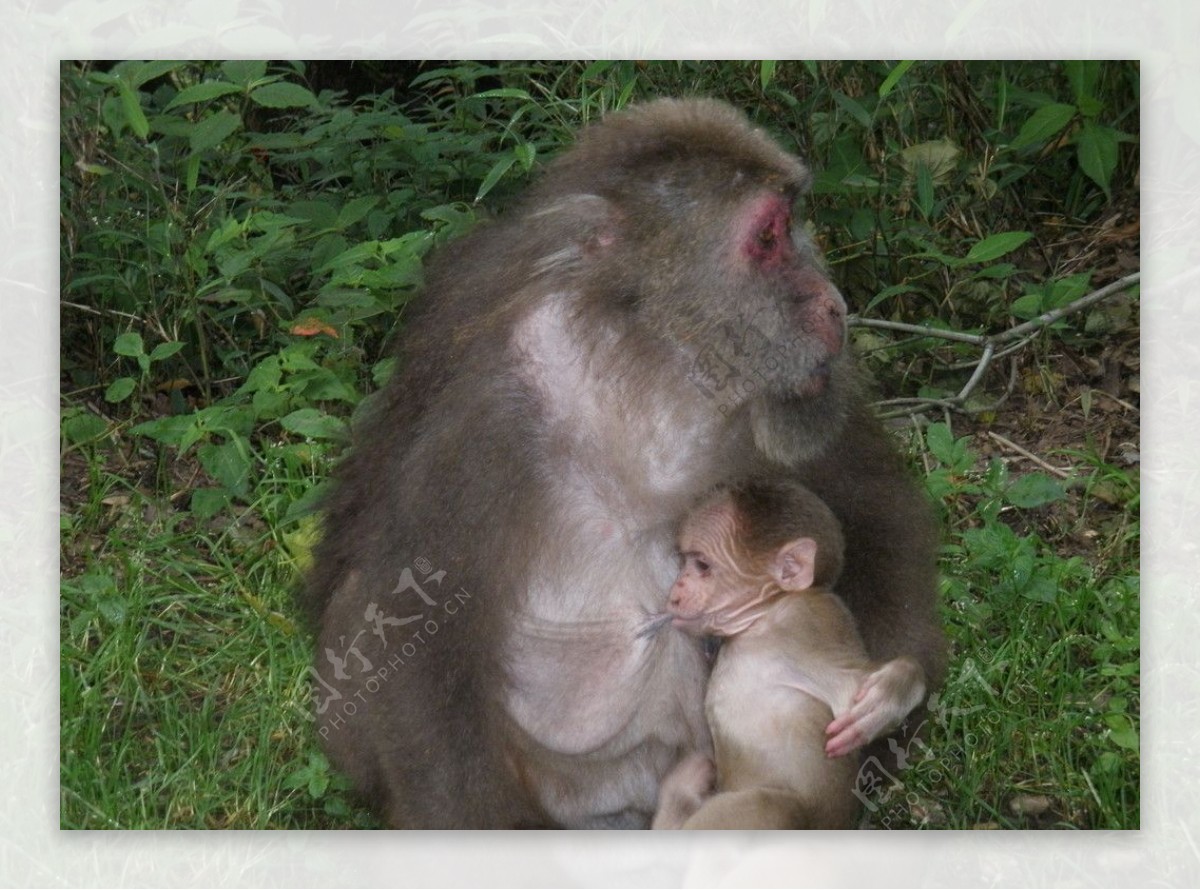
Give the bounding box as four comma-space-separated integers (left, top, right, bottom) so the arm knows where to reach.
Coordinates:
770, 537, 817, 591
532, 193, 622, 261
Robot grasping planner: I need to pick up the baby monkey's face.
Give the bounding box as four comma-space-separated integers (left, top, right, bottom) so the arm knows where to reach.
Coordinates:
667, 495, 819, 637
668, 500, 773, 637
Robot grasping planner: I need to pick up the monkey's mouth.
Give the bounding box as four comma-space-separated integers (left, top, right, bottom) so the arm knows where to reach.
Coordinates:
669, 612, 707, 634
635, 613, 673, 638
797, 361, 832, 396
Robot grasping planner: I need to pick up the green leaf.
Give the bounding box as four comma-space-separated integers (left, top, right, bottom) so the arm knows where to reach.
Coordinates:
1075, 120, 1119, 197
282, 763, 311, 790
1011, 102, 1076, 150
116, 81, 150, 139
204, 217, 243, 253
189, 110, 242, 153
288, 200, 340, 230
127, 61, 184, 88
75, 571, 118, 599
372, 356, 397, 388
240, 356, 282, 394
251, 389, 289, 419
250, 82, 318, 109
471, 87, 533, 101
900, 139, 960, 182
130, 414, 195, 447
580, 61, 616, 80
283, 483, 330, 526
475, 154, 516, 202
839, 173, 881, 191
1104, 714, 1139, 752
972, 263, 1018, 280
308, 772, 330, 798
994, 76, 1009, 130
113, 332, 145, 357
198, 439, 251, 496
185, 154, 200, 193
832, 90, 873, 129
1046, 273, 1091, 309
104, 377, 137, 403
336, 196, 380, 230
915, 162, 934, 219
1010, 293, 1042, 320
190, 487, 231, 520
166, 81, 243, 110
149, 341, 185, 362
862, 283, 919, 314
1062, 60, 1101, 110
221, 60, 267, 85
878, 60, 916, 98
759, 60, 777, 89
177, 419, 206, 454
925, 422, 972, 471
1021, 576, 1058, 604
514, 142, 537, 171
96, 597, 128, 625
280, 408, 349, 440
1004, 473, 1067, 509
963, 231, 1033, 264
62, 411, 108, 445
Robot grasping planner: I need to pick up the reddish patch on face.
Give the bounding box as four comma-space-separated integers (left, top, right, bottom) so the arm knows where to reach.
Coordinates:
733, 190, 847, 367
740, 193, 793, 268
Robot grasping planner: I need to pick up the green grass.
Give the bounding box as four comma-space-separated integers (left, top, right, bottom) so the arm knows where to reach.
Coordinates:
59, 421, 1140, 830
825, 422, 1140, 830
60, 451, 362, 829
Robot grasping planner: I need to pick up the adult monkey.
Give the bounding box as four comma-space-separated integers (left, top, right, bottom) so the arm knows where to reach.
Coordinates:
305, 98, 946, 829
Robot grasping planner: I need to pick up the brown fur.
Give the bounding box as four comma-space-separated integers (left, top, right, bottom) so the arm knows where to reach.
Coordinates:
304, 99, 945, 828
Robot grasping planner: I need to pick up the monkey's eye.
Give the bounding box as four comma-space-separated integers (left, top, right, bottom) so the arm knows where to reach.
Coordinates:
694, 558, 711, 577
757, 227, 777, 248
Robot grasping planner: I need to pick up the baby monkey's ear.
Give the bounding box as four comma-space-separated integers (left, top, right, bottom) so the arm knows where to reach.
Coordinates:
769, 537, 818, 591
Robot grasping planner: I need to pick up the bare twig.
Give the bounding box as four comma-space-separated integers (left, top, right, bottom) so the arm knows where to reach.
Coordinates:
61, 300, 173, 344
1088, 389, 1139, 414
850, 317, 985, 345
986, 431, 1073, 479
852, 271, 1140, 419
997, 272, 1140, 344
61, 300, 143, 323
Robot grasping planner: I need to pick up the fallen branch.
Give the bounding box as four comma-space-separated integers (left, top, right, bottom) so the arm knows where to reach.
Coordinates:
985, 431, 1074, 479
852, 271, 1140, 419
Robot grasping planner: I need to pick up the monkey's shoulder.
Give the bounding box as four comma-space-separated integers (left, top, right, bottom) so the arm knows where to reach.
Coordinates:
757, 589, 868, 658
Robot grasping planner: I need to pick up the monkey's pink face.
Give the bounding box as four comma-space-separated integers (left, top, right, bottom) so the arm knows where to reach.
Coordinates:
668, 553, 732, 635
668, 552, 775, 638
730, 192, 847, 394
667, 510, 774, 637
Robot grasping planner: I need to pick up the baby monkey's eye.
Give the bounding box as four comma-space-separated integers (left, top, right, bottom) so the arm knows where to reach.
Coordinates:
694, 558, 711, 576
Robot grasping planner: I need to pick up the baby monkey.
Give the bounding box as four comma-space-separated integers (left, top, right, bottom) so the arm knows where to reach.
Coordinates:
651, 478, 927, 829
